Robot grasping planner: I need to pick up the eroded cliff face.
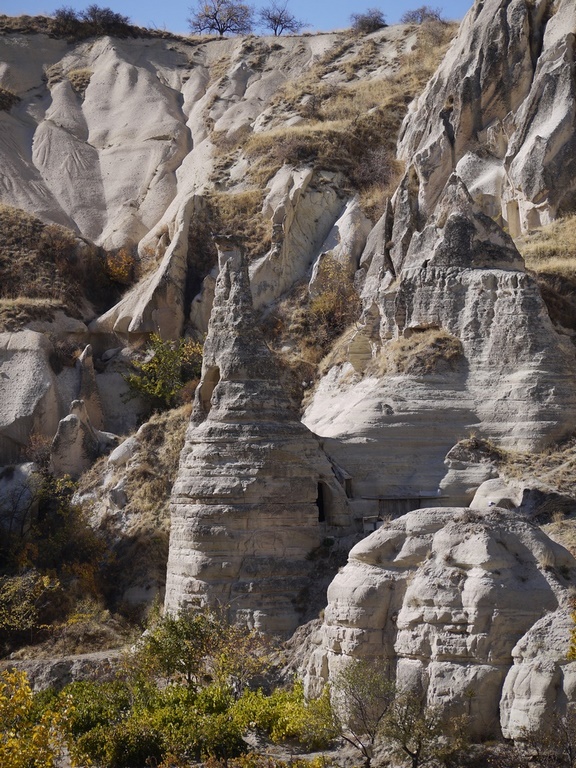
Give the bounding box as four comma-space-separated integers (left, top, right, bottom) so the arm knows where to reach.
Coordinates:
397, 0, 576, 234
164, 244, 350, 634
304, 0, 576, 511
305, 507, 576, 739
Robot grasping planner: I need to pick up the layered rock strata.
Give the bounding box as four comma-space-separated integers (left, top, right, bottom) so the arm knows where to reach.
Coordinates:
165, 244, 350, 634
305, 507, 576, 739
305, 178, 576, 510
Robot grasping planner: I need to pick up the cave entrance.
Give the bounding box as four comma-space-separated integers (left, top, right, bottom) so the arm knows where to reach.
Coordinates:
199, 366, 220, 414
316, 482, 326, 523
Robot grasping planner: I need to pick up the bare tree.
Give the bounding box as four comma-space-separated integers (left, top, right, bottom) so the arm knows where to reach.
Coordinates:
188, 0, 254, 36
400, 5, 445, 24
259, 1, 304, 35
332, 658, 395, 768
350, 8, 387, 34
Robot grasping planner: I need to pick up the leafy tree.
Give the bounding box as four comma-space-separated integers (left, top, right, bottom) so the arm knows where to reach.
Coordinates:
137, 608, 221, 689
188, 0, 254, 36
0, 669, 72, 768
400, 5, 444, 23
332, 658, 395, 768
350, 7, 387, 34
124, 333, 203, 409
259, 1, 304, 35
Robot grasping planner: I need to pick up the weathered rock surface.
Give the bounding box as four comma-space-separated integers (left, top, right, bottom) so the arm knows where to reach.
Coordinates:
304, 178, 576, 513
0, 331, 61, 463
501, 608, 576, 739
305, 507, 576, 739
50, 399, 118, 479
397, 0, 576, 235
2, 650, 122, 691
165, 244, 351, 634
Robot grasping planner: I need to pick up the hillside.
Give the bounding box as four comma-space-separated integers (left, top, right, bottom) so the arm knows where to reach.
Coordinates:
1, 0, 576, 761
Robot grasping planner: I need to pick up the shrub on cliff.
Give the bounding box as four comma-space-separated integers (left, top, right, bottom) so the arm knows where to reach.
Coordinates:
125, 333, 203, 409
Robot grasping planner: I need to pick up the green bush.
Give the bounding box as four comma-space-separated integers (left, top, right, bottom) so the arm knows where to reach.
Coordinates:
232, 681, 337, 750
75, 716, 165, 768
64, 680, 131, 737
125, 334, 203, 409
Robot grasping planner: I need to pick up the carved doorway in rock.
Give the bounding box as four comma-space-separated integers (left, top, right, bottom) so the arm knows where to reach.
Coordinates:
199, 366, 220, 414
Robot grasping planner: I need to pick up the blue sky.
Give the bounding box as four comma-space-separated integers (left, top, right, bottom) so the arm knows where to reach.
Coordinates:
2, 0, 475, 35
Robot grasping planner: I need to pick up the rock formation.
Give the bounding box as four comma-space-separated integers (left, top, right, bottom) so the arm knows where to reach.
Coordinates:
397, 0, 576, 235
50, 400, 117, 479
0, 331, 61, 463
304, 178, 576, 514
305, 507, 576, 739
165, 242, 350, 634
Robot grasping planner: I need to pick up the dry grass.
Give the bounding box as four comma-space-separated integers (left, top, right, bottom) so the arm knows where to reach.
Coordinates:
517, 214, 576, 277
367, 328, 463, 376
0, 12, 195, 42
67, 67, 92, 94
80, 404, 192, 534
0, 204, 131, 327
542, 519, 576, 559
241, 21, 456, 220
516, 215, 576, 332
498, 435, 576, 500
9, 600, 136, 659
207, 189, 270, 260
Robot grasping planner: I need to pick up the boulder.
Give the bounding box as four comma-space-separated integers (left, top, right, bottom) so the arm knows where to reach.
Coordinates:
50, 400, 118, 479
305, 506, 576, 739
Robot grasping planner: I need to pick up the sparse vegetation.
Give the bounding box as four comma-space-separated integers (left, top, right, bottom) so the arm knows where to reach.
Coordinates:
350, 8, 387, 34
207, 189, 270, 260
67, 67, 93, 94
367, 328, 464, 377
0, 205, 130, 328
516, 215, 576, 333
241, 20, 456, 220
400, 5, 445, 24
332, 659, 395, 768
52, 4, 132, 37
259, 1, 305, 35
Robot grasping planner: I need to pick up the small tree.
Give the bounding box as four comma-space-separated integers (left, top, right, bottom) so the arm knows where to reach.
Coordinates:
137, 608, 221, 689
383, 690, 468, 768
124, 333, 203, 409
259, 1, 304, 35
188, 0, 254, 36
400, 5, 444, 23
332, 658, 396, 768
350, 8, 387, 34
